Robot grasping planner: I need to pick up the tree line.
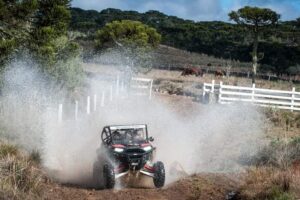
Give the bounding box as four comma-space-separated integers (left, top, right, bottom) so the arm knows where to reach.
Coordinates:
70, 7, 300, 81
0, 0, 83, 90
1, 3, 300, 88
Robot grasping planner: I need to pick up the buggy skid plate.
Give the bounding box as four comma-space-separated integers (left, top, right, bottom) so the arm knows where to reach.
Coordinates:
115, 170, 154, 179
140, 170, 154, 177
115, 171, 129, 179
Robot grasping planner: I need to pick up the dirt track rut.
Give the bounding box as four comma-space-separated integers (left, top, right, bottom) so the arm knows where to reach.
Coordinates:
42, 173, 240, 200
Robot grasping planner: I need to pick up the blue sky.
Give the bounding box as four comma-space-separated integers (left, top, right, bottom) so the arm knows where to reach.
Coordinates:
72, 0, 300, 21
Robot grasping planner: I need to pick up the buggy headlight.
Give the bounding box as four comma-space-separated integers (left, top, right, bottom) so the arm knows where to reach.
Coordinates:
143, 146, 152, 152
114, 148, 124, 153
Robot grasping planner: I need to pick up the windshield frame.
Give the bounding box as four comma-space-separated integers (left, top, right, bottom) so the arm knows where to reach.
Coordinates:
104, 124, 149, 145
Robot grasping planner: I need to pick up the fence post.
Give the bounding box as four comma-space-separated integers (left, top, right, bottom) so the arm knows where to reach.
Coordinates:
116, 75, 120, 97
211, 80, 215, 93
75, 101, 78, 120
251, 84, 255, 102
110, 86, 113, 101
149, 79, 153, 100
291, 87, 295, 112
218, 82, 223, 103
58, 104, 63, 122
121, 80, 124, 92
93, 94, 97, 112
87, 96, 90, 114
101, 91, 105, 107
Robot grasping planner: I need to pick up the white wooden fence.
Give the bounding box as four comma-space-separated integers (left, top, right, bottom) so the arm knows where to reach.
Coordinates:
57, 76, 153, 122
202, 80, 220, 96
203, 81, 300, 112
130, 77, 153, 99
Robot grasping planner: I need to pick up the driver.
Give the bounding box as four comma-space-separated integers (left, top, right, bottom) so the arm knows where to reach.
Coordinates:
112, 131, 122, 141
132, 130, 144, 142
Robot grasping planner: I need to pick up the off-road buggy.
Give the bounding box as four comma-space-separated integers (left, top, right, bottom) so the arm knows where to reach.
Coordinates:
93, 124, 165, 189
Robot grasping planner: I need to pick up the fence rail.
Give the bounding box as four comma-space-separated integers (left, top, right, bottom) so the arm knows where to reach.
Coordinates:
57, 77, 153, 122
203, 81, 300, 112
131, 77, 153, 99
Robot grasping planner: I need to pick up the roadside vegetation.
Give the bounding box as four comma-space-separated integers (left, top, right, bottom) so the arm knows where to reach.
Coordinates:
0, 0, 83, 91
237, 109, 300, 200
94, 20, 161, 71
238, 167, 296, 200
0, 142, 44, 200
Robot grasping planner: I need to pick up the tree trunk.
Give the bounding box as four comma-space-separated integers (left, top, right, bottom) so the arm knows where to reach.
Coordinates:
252, 32, 259, 84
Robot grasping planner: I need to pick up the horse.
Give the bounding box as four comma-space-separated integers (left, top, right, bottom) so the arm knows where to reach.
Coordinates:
214, 69, 225, 77
181, 67, 203, 77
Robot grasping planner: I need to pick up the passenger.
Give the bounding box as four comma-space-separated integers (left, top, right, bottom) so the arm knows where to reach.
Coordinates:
132, 130, 145, 142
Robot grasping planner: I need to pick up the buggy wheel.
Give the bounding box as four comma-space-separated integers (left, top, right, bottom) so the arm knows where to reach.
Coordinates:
103, 163, 115, 189
93, 161, 102, 189
153, 161, 165, 188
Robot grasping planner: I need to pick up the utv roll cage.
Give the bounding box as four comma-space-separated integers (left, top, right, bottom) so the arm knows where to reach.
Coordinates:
101, 124, 150, 145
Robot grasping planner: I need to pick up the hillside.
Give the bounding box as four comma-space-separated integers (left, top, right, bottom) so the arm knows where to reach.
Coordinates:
70, 7, 300, 75
152, 45, 251, 70
85, 43, 252, 70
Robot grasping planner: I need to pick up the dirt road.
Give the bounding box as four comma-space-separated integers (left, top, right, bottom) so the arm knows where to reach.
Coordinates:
42, 173, 239, 200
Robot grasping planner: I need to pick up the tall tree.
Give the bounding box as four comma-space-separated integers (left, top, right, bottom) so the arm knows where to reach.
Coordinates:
0, 0, 38, 66
229, 6, 280, 83
95, 20, 161, 69
30, 0, 72, 65
296, 17, 300, 29
30, 0, 82, 90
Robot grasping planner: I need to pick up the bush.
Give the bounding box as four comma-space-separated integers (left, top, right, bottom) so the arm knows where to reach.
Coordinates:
269, 187, 295, 200
238, 167, 295, 200
29, 150, 41, 165
252, 137, 300, 169
0, 142, 43, 199
0, 143, 19, 158
264, 109, 300, 130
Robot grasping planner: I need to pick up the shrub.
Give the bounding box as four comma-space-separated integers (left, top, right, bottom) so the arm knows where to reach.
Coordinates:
269, 187, 295, 200
238, 167, 295, 200
264, 109, 300, 130
0, 143, 19, 158
0, 143, 43, 199
253, 137, 300, 169
29, 150, 41, 165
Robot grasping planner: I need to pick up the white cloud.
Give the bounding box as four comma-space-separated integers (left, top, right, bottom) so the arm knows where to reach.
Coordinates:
72, 0, 127, 10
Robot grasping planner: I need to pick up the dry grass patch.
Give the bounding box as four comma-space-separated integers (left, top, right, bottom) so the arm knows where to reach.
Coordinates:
238, 167, 295, 200
0, 142, 44, 199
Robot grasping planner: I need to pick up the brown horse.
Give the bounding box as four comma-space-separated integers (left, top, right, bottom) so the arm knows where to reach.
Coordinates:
181, 67, 203, 77
214, 69, 225, 77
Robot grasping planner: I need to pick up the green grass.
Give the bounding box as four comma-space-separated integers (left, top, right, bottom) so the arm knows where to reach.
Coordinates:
269, 186, 295, 200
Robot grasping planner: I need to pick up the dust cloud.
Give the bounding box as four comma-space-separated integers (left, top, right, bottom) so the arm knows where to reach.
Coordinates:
0, 57, 268, 187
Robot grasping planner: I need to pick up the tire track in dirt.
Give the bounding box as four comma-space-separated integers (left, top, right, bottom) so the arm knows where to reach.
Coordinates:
42, 173, 240, 200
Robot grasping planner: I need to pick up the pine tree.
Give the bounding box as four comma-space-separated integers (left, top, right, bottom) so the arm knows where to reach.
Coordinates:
95, 20, 161, 70
30, 0, 83, 90
0, 0, 38, 66
229, 6, 280, 83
